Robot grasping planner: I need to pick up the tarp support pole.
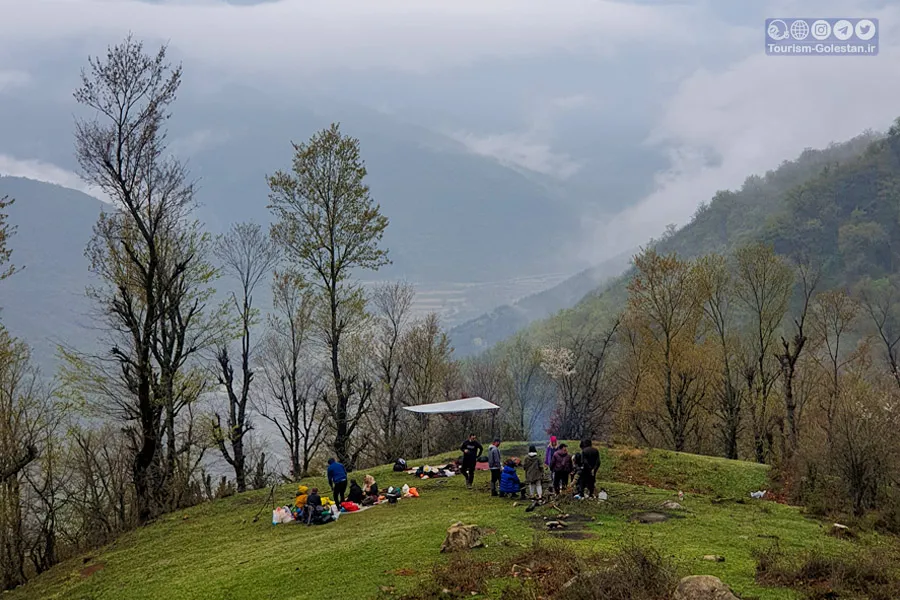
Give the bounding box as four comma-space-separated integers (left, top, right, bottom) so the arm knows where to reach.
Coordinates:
420, 413, 429, 459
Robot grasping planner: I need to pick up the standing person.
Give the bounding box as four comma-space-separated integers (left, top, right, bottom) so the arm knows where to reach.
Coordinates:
572, 449, 584, 496
459, 433, 483, 489
580, 439, 601, 498
327, 458, 348, 505
544, 436, 559, 467
488, 438, 502, 496
523, 445, 544, 500
549, 444, 573, 495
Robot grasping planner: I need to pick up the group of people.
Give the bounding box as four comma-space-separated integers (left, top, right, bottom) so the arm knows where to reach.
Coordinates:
327, 457, 381, 506
545, 436, 601, 498
291, 457, 384, 526
458, 434, 603, 501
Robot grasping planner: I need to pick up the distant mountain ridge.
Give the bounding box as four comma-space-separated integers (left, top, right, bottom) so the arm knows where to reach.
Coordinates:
0, 176, 103, 367
449, 249, 634, 357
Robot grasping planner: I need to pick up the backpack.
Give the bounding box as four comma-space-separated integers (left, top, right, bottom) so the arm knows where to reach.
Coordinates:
393, 458, 407, 472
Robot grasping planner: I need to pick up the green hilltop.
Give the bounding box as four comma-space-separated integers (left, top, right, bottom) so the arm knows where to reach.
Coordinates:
9, 445, 870, 600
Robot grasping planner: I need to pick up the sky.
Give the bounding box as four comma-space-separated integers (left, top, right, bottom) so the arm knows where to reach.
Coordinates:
1, 0, 900, 267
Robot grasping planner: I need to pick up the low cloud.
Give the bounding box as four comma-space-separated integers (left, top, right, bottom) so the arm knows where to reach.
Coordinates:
450, 92, 596, 178
0, 154, 108, 203
452, 130, 582, 179
579, 3, 900, 264
1, 0, 708, 78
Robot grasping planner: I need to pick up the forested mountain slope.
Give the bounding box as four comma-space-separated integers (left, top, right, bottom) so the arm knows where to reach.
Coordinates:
514, 127, 888, 345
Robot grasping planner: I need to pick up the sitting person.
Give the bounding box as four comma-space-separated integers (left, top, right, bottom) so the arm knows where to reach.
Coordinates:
294, 485, 309, 510
347, 479, 364, 504
499, 459, 526, 499
362, 474, 379, 505
305, 487, 323, 526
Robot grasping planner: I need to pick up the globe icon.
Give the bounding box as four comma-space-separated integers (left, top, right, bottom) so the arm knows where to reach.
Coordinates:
790, 20, 810, 40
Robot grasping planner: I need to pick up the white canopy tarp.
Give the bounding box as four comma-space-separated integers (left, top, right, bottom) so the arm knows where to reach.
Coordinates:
403, 396, 499, 414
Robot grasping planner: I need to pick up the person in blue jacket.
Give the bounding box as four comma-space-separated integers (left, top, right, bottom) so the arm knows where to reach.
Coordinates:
499, 459, 526, 499
327, 458, 348, 505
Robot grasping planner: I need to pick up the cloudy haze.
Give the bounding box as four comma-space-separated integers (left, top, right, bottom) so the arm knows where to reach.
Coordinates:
2, 0, 900, 267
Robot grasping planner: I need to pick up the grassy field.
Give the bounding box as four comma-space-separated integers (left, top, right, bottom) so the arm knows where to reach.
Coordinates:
9, 445, 894, 600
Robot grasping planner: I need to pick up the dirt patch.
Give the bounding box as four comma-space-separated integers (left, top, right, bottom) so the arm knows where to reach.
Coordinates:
561, 513, 594, 523
80, 563, 105, 578
552, 531, 597, 540
387, 568, 417, 576
529, 513, 593, 530
630, 511, 684, 524
614, 448, 647, 460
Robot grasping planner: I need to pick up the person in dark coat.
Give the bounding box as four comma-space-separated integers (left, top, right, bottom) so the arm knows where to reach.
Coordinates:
549, 444, 573, 495
305, 487, 322, 526
499, 459, 526, 499
572, 450, 584, 495
459, 434, 483, 489
347, 479, 364, 504
327, 458, 348, 504
579, 439, 601, 498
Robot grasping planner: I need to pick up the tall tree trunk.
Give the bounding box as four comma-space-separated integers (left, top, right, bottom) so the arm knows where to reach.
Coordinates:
330, 284, 351, 466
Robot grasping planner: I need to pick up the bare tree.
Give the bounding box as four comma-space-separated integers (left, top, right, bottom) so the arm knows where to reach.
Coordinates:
65, 424, 135, 548
0, 196, 19, 284
401, 313, 453, 406
400, 313, 453, 456
810, 289, 862, 440
467, 353, 507, 439
0, 331, 51, 590
268, 123, 390, 467
502, 334, 550, 441
858, 275, 900, 392
627, 249, 706, 452
733, 243, 793, 463
696, 254, 744, 459
369, 282, 415, 463
541, 320, 620, 441
775, 258, 821, 455
64, 35, 217, 523
257, 273, 324, 479
211, 222, 280, 493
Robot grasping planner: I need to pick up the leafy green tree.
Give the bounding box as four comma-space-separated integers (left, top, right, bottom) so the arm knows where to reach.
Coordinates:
268, 124, 390, 467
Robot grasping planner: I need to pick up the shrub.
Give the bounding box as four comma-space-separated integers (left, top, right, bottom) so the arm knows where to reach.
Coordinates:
753, 541, 900, 599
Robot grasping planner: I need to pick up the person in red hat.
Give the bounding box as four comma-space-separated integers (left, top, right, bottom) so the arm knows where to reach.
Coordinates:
544, 436, 559, 467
